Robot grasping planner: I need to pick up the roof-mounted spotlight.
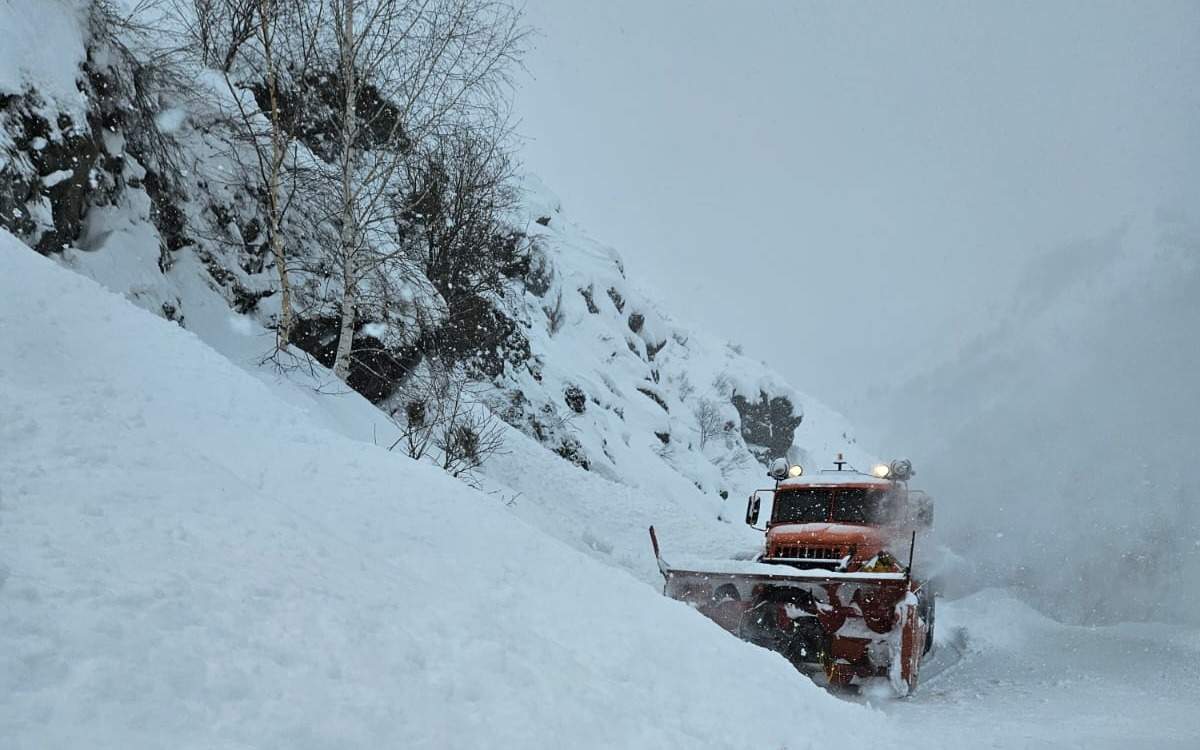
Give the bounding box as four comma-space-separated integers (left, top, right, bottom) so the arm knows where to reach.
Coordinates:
768, 458, 790, 481
889, 459, 914, 481
787, 464, 804, 478
870, 463, 891, 479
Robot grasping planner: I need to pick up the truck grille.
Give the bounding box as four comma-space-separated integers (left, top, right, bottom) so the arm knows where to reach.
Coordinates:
770, 545, 844, 562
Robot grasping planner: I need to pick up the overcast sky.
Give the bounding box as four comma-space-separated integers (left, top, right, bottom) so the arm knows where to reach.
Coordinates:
513, 0, 1200, 410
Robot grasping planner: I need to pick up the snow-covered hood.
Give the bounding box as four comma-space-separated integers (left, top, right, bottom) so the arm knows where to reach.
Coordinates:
765, 522, 902, 555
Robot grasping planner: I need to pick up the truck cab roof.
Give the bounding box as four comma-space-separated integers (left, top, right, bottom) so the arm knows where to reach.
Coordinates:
777, 472, 894, 489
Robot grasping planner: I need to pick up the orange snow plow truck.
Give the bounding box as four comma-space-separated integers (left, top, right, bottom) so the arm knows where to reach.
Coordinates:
650, 456, 934, 696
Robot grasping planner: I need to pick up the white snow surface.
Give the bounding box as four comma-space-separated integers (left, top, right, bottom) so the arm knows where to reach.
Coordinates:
0, 0, 89, 119
902, 589, 1200, 749
0, 232, 890, 747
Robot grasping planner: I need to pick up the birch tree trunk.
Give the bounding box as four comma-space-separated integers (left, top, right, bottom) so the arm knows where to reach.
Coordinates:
332, 0, 359, 381
259, 0, 294, 350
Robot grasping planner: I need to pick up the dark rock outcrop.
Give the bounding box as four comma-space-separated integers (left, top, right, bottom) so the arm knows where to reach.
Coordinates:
731, 389, 803, 464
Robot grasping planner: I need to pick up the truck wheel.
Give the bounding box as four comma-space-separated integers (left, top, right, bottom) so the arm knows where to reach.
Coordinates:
712, 584, 740, 604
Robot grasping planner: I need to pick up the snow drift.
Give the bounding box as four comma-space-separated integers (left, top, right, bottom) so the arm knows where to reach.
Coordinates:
0, 230, 890, 747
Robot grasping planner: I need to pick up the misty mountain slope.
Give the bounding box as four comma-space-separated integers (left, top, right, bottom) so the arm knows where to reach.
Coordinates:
874, 213, 1200, 624
0, 230, 896, 748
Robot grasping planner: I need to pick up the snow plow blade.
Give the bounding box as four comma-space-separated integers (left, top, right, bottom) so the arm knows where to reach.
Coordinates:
648, 526, 929, 696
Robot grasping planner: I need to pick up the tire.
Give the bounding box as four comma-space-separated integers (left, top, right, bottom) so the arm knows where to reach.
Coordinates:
712, 583, 740, 604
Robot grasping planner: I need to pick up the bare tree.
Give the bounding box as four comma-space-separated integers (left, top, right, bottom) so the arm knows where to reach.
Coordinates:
388, 359, 505, 481
163, 0, 527, 380
436, 402, 505, 479
319, 0, 527, 381
255, 0, 296, 350
543, 289, 565, 335
183, 0, 257, 71
329, 0, 361, 379
168, 0, 329, 352
671, 371, 696, 402
695, 397, 723, 449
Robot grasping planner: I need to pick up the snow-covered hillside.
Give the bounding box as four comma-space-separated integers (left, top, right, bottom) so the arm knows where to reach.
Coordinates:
0, 13, 885, 736
0, 230, 895, 747
503, 174, 872, 492
474, 175, 880, 579
0, 0, 873, 584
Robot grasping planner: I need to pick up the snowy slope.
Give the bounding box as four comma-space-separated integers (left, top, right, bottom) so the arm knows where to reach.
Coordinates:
36, 148, 867, 587
0, 1, 88, 118
501, 175, 873, 486
461, 176, 880, 582
0, 231, 893, 748
0, 0, 874, 584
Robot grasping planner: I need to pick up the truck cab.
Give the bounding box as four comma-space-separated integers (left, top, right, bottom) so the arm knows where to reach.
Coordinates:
752, 471, 933, 574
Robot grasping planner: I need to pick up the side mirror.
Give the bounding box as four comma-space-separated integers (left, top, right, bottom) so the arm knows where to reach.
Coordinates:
745, 494, 761, 526
767, 458, 789, 482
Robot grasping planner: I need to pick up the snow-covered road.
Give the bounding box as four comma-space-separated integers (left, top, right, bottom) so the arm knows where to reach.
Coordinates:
882, 591, 1200, 749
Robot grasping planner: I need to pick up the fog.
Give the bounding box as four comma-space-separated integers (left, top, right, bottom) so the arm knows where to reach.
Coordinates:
516, 0, 1199, 402
872, 214, 1200, 625
516, 2, 1200, 623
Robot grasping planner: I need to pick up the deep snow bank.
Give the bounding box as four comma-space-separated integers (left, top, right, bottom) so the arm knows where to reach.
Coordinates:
0, 232, 888, 747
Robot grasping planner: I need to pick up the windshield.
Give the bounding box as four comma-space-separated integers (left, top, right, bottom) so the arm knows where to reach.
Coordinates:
771, 487, 897, 525
833, 488, 896, 524
771, 488, 830, 524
